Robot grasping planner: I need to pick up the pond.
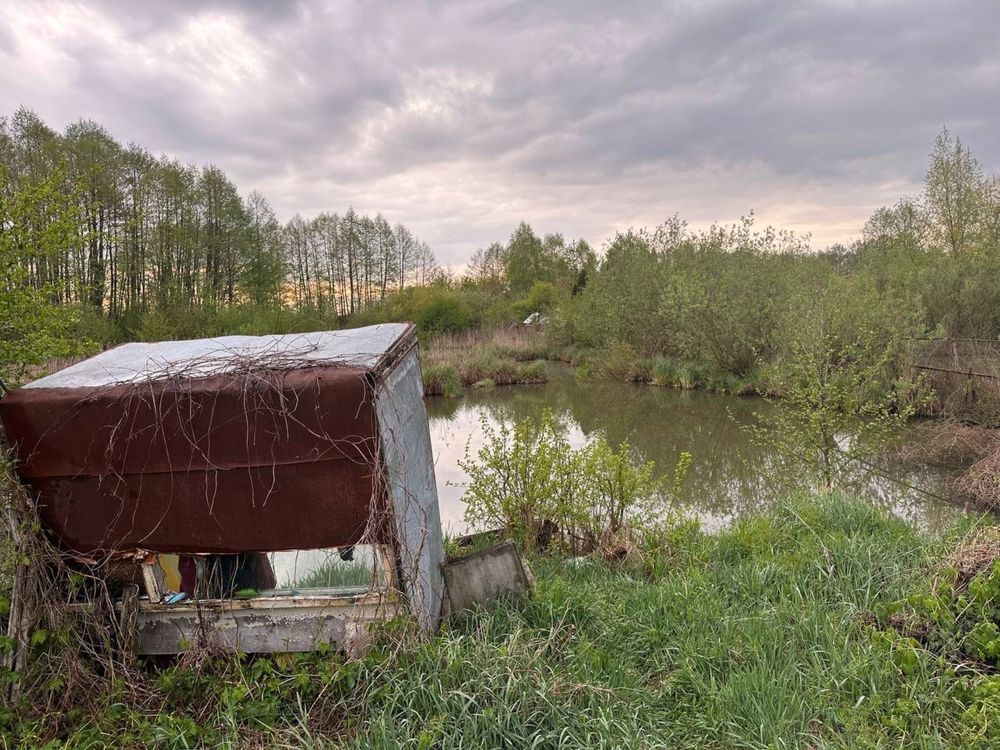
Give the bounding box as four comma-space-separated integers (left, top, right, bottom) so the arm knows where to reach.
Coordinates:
426, 364, 971, 536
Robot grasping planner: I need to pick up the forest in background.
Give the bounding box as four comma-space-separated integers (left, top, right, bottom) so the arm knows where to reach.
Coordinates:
0, 108, 436, 365
3, 107, 1000, 402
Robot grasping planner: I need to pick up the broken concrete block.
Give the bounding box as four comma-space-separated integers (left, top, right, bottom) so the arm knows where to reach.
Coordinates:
441, 540, 533, 615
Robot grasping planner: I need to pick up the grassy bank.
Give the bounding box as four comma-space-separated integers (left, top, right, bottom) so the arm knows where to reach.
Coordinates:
11, 495, 1000, 748
419, 326, 770, 398
571, 340, 771, 396
421, 326, 555, 396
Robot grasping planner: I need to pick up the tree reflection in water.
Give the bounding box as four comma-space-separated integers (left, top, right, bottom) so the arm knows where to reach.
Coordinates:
426, 364, 967, 535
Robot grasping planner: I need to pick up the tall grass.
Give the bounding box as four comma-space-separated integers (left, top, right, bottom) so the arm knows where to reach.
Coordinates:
575, 347, 769, 396
13, 494, 988, 749
326, 496, 944, 749
421, 363, 462, 397
421, 326, 555, 395
424, 325, 553, 365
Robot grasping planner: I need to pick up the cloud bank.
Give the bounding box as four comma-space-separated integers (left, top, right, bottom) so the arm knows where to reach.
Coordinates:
3, 0, 999, 264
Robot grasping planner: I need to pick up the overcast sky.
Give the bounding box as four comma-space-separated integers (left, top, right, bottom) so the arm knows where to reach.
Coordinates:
3, 1, 999, 266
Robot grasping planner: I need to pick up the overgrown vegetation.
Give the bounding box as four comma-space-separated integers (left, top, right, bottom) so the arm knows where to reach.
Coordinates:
419, 326, 554, 396
1, 108, 439, 345
5, 496, 1000, 748
744, 277, 927, 491
559, 130, 1000, 388
9, 109, 1000, 426
458, 408, 685, 555
6, 106, 1000, 747
0, 164, 90, 385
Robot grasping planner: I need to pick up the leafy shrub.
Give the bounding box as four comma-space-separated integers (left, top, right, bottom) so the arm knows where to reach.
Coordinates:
575, 436, 663, 548
879, 542, 1000, 668
459, 409, 580, 552
512, 280, 560, 321
587, 341, 652, 383
748, 276, 926, 490
459, 410, 675, 555
415, 292, 475, 335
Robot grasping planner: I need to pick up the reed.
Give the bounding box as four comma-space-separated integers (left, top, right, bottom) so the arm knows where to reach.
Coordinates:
421, 326, 553, 395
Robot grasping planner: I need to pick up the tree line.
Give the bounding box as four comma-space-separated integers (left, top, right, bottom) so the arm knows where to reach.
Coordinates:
552, 128, 1000, 380
5, 106, 999, 399
368, 128, 1000, 376
0, 108, 437, 338
351, 221, 596, 336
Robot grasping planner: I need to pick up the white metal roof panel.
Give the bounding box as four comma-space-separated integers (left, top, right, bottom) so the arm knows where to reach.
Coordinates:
24, 323, 413, 389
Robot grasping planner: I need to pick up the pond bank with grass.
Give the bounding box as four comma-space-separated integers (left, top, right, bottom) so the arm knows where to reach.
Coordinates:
15, 495, 1000, 748
419, 327, 773, 398
425, 361, 966, 535
420, 327, 554, 396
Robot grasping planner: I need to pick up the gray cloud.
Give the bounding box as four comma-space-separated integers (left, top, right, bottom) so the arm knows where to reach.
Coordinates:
3, 0, 999, 264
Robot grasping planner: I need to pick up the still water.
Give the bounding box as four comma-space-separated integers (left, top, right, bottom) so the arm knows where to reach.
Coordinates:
426, 364, 968, 536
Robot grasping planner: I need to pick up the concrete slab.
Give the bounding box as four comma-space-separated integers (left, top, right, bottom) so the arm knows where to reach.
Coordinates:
441, 541, 532, 614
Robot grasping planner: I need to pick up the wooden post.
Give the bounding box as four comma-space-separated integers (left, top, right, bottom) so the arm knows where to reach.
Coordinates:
118, 583, 140, 662
141, 556, 165, 603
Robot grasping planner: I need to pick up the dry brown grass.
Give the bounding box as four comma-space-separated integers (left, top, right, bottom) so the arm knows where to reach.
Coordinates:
1, 454, 162, 738
943, 526, 1000, 591
423, 326, 551, 367
911, 339, 1000, 426
895, 419, 1000, 511
957, 449, 1000, 510
421, 326, 553, 393
896, 419, 1000, 468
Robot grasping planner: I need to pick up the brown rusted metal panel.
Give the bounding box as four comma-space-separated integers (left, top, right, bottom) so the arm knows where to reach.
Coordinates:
0, 326, 417, 557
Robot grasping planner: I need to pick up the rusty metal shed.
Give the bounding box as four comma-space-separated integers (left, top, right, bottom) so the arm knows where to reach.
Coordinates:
0, 323, 445, 654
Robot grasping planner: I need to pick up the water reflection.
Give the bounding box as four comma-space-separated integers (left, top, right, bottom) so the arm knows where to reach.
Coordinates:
426, 364, 969, 535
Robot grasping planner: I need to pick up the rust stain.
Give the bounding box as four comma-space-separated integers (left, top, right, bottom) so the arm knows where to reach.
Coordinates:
0, 364, 393, 555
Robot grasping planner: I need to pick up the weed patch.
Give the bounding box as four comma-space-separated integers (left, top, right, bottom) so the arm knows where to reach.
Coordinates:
4, 496, 997, 748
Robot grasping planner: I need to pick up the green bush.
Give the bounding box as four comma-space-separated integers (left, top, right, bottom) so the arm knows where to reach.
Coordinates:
748, 275, 925, 490
415, 292, 475, 335
575, 435, 664, 546
459, 409, 673, 554
460, 408, 580, 552
422, 364, 461, 397
512, 280, 559, 321
587, 341, 652, 383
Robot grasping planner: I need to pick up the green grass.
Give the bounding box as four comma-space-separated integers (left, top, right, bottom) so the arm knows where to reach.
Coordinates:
286, 559, 377, 590
8, 495, 998, 748
422, 327, 552, 396
649, 356, 767, 396
421, 363, 462, 397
